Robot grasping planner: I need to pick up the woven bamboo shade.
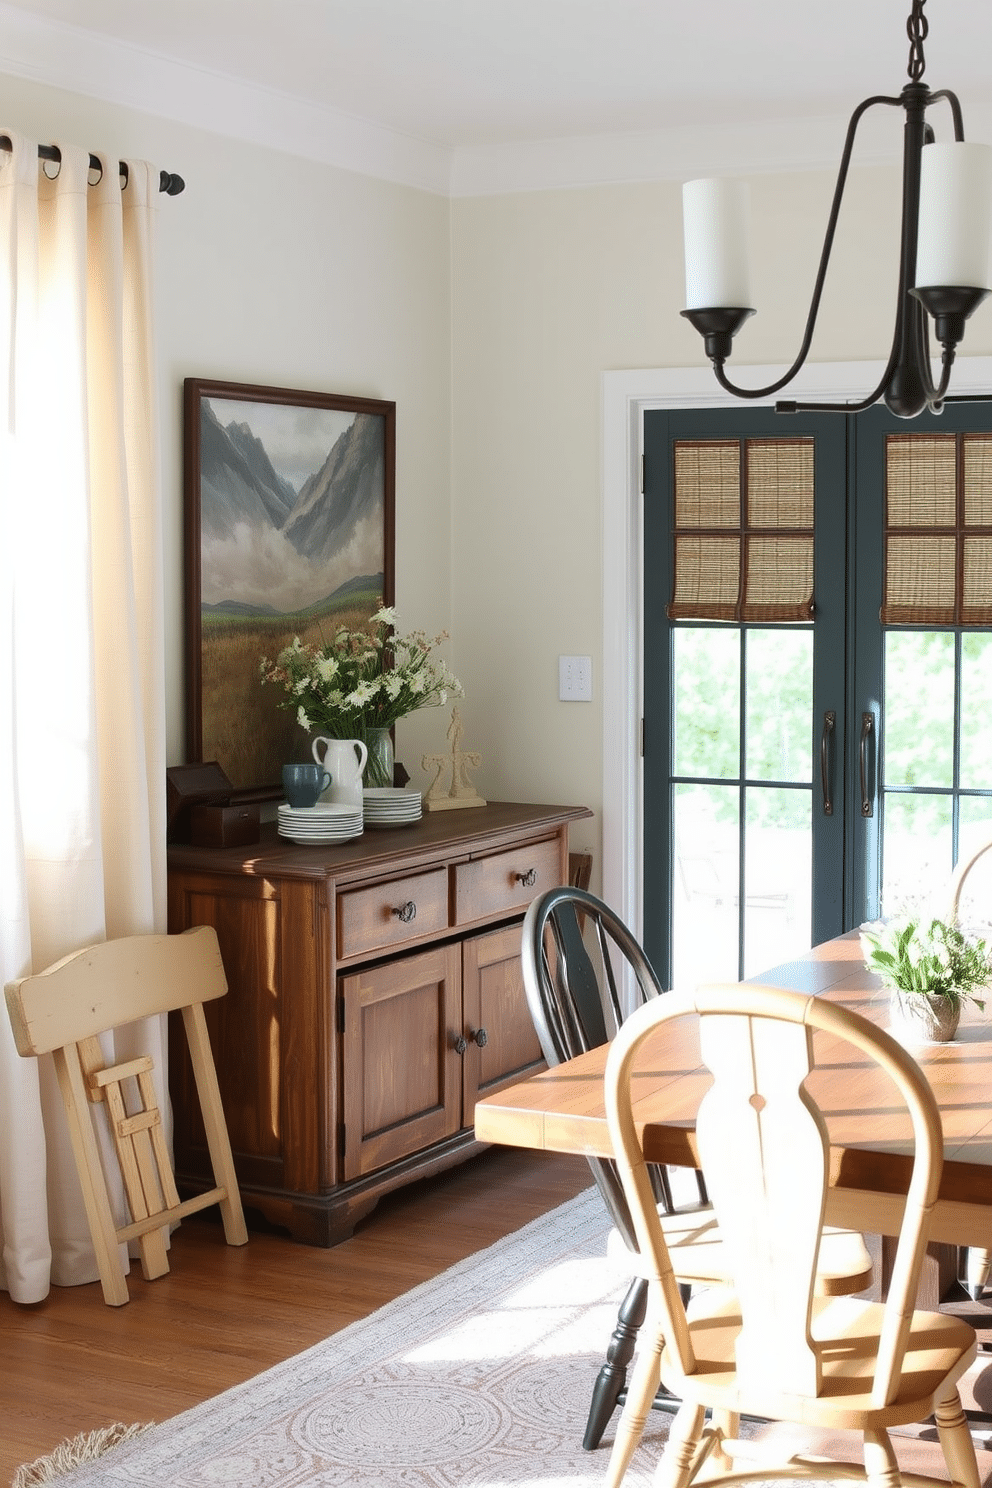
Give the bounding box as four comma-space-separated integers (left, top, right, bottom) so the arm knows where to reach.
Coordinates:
669, 438, 814, 621
882, 433, 992, 625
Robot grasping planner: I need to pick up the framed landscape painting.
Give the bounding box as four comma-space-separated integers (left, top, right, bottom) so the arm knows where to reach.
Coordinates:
183, 378, 395, 798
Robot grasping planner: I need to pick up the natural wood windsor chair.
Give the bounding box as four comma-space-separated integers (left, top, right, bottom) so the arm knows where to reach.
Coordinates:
602, 982, 979, 1488
521, 886, 872, 1453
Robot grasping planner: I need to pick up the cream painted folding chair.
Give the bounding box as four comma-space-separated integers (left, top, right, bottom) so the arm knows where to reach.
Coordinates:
602, 982, 979, 1488
5, 924, 247, 1306
944, 834, 992, 1300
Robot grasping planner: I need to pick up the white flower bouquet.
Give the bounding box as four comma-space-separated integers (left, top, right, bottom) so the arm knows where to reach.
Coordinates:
260, 606, 463, 739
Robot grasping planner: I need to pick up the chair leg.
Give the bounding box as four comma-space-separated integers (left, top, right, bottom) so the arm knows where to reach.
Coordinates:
583, 1276, 648, 1450
965, 1247, 992, 1300
52, 1048, 130, 1307
863, 1428, 901, 1488
604, 1302, 665, 1488
658, 1401, 707, 1488
182, 1003, 248, 1246
709, 1411, 740, 1473
935, 1389, 981, 1488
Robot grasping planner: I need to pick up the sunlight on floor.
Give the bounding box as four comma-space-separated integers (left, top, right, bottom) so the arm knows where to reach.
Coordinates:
402, 1254, 625, 1364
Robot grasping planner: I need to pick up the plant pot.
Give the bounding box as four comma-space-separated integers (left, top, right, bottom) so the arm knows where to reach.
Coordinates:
889, 989, 961, 1043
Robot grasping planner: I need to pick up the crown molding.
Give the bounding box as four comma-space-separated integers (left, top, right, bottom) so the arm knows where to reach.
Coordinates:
0, 1, 453, 195
449, 113, 892, 197
5, 2, 990, 198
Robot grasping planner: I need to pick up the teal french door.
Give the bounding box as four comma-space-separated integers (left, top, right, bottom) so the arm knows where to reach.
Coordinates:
643, 401, 992, 990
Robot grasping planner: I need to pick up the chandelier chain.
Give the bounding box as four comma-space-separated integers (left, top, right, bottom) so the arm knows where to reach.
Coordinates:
907, 0, 928, 81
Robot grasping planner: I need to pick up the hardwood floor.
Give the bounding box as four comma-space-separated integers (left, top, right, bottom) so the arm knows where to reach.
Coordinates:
0, 1148, 594, 1482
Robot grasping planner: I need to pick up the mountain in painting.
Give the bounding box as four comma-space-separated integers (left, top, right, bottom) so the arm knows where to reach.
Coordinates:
197, 400, 385, 617
198, 401, 297, 538
282, 415, 384, 566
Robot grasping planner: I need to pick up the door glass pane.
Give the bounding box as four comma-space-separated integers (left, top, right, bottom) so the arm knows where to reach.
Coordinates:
745, 630, 813, 782
883, 632, 954, 787
956, 801, 992, 932
743, 787, 812, 977
960, 797, 992, 854
881, 792, 952, 915
673, 628, 740, 779
672, 783, 739, 989
961, 633, 992, 789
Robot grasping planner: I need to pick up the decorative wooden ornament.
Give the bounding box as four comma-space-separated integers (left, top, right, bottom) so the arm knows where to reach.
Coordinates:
422, 707, 486, 811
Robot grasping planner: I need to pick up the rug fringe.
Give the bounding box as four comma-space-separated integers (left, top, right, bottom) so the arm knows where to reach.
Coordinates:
12, 1421, 155, 1487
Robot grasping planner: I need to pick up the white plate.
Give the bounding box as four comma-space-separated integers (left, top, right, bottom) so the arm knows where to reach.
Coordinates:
362, 788, 422, 802
278, 826, 363, 844
279, 802, 364, 818
278, 814, 362, 828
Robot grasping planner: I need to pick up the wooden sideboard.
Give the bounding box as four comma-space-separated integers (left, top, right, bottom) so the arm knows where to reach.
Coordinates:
167, 800, 591, 1245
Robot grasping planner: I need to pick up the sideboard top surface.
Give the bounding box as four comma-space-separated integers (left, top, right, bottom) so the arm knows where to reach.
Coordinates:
167, 800, 592, 882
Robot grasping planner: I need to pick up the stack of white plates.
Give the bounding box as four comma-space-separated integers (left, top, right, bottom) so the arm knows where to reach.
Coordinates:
277, 802, 364, 845
363, 787, 423, 828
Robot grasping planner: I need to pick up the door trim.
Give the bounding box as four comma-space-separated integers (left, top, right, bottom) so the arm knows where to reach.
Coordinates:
601, 356, 992, 938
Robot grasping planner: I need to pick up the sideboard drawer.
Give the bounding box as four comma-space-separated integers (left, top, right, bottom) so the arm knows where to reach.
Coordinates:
337, 868, 449, 960
454, 837, 561, 925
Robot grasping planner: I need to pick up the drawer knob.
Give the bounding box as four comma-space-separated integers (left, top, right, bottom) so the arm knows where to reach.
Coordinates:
472, 1027, 488, 1048
453, 1034, 468, 1055
392, 900, 417, 923
515, 868, 538, 888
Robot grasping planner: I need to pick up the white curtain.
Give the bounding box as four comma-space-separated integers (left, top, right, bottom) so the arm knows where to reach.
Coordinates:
0, 130, 168, 1302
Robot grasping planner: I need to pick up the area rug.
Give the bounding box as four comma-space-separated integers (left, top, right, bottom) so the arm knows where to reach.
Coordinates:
13, 1424, 156, 1487
30, 1187, 992, 1488
35, 1186, 675, 1487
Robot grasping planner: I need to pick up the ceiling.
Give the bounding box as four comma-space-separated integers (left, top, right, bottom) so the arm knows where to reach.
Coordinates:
4, 0, 992, 193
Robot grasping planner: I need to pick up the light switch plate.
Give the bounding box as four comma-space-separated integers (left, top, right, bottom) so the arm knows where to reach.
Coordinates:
559, 655, 592, 702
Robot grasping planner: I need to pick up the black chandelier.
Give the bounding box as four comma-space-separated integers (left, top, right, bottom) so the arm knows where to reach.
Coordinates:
680, 0, 992, 417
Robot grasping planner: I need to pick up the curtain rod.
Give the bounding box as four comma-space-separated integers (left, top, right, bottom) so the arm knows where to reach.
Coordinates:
0, 136, 184, 195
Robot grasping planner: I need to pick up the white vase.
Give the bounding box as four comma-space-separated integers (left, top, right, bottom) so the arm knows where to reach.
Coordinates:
889, 989, 961, 1043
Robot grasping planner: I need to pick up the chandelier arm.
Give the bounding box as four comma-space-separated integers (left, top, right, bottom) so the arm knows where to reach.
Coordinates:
926, 87, 965, 141
775, 362, 904, 415
915, 300, 956, 413
706, 93, 905, 401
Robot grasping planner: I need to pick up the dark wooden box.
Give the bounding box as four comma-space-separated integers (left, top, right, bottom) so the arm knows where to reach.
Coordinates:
189, 803, 260, 848
166, 761, 234, 843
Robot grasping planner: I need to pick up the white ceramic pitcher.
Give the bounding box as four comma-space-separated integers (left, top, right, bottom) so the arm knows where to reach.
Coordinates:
311, 737, 368, 808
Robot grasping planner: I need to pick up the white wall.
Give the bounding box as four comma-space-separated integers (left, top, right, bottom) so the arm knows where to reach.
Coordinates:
0, 73, 453, 777
7, 67, 992, 880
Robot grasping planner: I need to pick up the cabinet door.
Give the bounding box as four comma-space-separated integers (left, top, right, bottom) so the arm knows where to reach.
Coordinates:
168, 872, 329, 1198
460, 923, 545, 1119
340, 944, 462, 1180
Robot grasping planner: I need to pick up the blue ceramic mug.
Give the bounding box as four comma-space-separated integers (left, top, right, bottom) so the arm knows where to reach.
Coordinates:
282, 762, 331, 808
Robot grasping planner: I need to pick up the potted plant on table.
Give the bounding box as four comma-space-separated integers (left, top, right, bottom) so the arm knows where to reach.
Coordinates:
860, 915, 991, 1043
260, 606, 463, 790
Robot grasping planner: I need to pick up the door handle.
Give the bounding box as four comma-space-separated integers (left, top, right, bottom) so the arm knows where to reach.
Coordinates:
860, 711, 875, 818
820, 710, 836, 816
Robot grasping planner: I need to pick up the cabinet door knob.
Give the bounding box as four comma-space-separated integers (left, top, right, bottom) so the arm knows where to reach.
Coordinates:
392, 900, 417, 922
472, 1027, 488, 1048
515, 868, 537, 888
453, 1034, 468, 1055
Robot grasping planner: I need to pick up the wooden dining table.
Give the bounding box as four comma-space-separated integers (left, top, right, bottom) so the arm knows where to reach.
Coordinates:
474, 930, 992, 1255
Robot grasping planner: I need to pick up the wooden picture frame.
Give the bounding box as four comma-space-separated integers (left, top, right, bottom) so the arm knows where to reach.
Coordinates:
183, 378, 395, 799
